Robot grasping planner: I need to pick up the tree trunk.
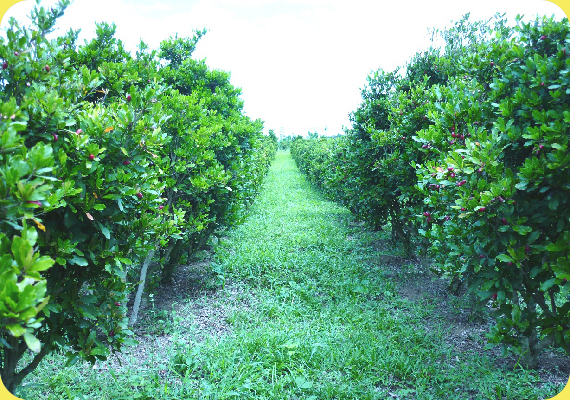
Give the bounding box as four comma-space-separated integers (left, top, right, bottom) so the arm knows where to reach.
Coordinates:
162, 239, 183, 283
129, 248, 155, 327
389, 205, 412, 257
520, 298, 543, 369
448, 276, 463, 296
161, 239, 176, 268
522, 330, 540, 369
1, 335, 51, 394
196, 226, 215, 251
0, 335, 21, 394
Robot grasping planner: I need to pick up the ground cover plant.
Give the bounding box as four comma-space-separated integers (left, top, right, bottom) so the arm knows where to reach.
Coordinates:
15, 151, 568, 399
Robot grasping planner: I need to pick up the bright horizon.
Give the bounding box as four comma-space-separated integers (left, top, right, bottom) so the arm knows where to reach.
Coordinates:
1, 0, 567, 137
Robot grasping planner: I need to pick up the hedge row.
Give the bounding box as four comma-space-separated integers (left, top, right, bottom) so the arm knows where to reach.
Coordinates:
292, 14, 569, 368
0, 1, 276, 392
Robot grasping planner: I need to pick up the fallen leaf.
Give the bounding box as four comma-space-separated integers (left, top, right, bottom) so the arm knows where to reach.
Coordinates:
32, 218, 45, 232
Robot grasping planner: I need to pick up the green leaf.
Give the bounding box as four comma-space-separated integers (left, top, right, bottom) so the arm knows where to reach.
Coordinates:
294, 376, 313, 389
69, 256, 88, 266
549, 196, 559, 210
79, 304, 99, 320
59, 151, 67, 166
515, 182, 528, 190
540, 278, 557, 292
496, 254, 512, 263
512, 225, 532, 235
35, 167, 53, 175
546, 242, 564, 252
93, 204, 106, 211
81, 295, 97, 304
122, 337, 138, 346
11, 236, 33, 269
65, 352, 80, 367
528, 230, 540, 244
23, 332, 41, 353
97, 222, 111, 240
532, 109, 543, 122
29, 256, 55, 273
6, 323, 26, 337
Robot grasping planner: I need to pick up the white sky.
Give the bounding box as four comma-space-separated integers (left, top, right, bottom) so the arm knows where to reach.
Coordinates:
1, 0, 567, 137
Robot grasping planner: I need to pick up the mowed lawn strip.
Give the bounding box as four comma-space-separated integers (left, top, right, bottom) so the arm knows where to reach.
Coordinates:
17, 150, 564, 400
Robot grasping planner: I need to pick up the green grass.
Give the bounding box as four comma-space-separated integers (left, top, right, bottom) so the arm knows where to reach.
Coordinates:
16, 150, 565, 399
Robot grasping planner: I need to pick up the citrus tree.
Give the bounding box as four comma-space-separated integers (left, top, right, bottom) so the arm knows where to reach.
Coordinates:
0, 1, 275, 393
417, 15, 570, 366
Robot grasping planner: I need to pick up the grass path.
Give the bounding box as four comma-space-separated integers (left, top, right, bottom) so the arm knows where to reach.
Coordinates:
18, 151, 565, 399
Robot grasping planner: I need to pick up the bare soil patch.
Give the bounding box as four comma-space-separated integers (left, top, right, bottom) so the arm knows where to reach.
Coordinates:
96, 258, 255, 372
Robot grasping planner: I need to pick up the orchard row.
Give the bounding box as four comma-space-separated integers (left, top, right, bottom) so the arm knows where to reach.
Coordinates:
0, 0, 276, 392
291, 14, 569, 368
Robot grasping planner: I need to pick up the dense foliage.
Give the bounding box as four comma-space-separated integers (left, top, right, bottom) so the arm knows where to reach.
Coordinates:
0, 1, 275, 393
292, 14, 570, 367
